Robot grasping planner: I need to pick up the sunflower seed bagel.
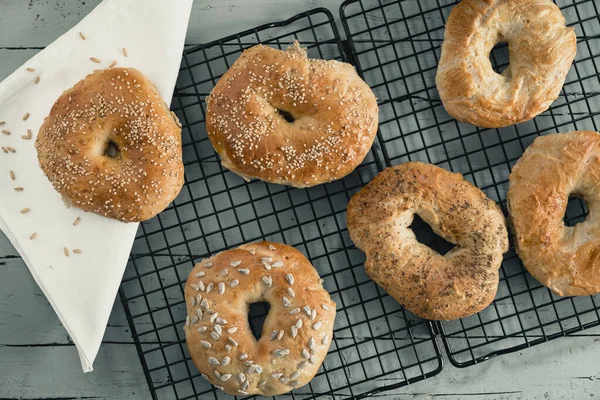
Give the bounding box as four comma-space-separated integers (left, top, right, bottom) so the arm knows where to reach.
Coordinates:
436, 0, 576, 128
347, 162, 508, 320
508, 131, 600, 296
205, 42, 378, 187
35, 68, 184, 222
183, 242, 336, 396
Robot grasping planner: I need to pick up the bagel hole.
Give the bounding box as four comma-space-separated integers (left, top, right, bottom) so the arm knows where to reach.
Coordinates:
489, 42, 510, 75
248, 301, 270, 341
104, 140, 120, 158
410, 214, 455, 256
564, 194, 589, 227
276, 109, 295, 123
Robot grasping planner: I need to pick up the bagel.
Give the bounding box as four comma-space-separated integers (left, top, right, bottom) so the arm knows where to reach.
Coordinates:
36, 68, 184, 222
508, 131, 600, 296
436, 0, 576, 128
347, 162, 508, 320
183, 241, 336, 396
205, 42, 379, 187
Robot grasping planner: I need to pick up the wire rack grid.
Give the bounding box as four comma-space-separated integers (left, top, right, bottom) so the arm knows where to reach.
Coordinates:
119, 8, 443, 400
340, 0, 600, 367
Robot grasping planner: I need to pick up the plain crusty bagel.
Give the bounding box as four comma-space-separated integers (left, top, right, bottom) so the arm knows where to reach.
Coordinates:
347, 162, 509, 320
205, 42, 379, 188
508, 131, 600, 296
436, 0, 577, 128
36, 68, 184, 222
184, 241, 336, 396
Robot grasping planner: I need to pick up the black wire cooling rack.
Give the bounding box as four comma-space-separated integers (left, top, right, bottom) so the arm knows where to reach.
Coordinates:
341, 0, 600, 367
119, 8, 443, 400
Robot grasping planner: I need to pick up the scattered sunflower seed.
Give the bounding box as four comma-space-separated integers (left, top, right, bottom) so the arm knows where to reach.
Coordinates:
14, 187, 23, 192
122, 47, 129, 57
63, 247, 69, 257
29, 232, 37, 240
73, 217, 81, 226
90, 57, 101, 63
20, 208, 31, 214
79, 32, 86, 40
22, 112, 30, 121
230, 260, 241, 267
72, 249, 82, 254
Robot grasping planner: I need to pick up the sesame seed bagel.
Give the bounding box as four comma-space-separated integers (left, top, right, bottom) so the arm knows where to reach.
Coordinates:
184, 241, 336, 396
508, 131, 600, 296
205, 42, 378, 187
436, 0, 576, 128
347, 162, 509, 320
35, 68, 183, 222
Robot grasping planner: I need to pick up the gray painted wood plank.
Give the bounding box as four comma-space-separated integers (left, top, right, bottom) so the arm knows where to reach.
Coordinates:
0, 344, 150, 399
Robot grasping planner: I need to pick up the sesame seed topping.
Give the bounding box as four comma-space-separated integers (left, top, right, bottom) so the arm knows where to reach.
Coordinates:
291, 326, 298, 338
261, 257, 272, 263
237, 390, 248, 395
204, 261, 214, 268
210, 331, 220, 340
185, 316, 190, 327
222, 356, 230, 366
277, 329, 285, 340
200, 340, 211, 349
295, 318, 303, 329
228, 337, 238, 346
259, 380, 267, 387
311, 308, 317, 320
239, 353, 248, 360
230, 260, 242, 267
322, 334, 329, 345
191, 315, 199, 324
197, 326, 207, 333
291, 381, 300, 387
298, 361, 308, 369
322, 304, 331, 311
195, 271, 206, 278
291, 371, 301, 380
303, 306, 311, 316
308, 337, 316, 350
238, 268, 250, 274
283, 296, 291, 307
214, 324, 222, 335
209, 312, 218, 323
302, 349, 310, 359
230, 279, 239, 288
273, 261, 284, 268
218, 282, 225, 295
271, 372, 283, 379
270, 330, 278, 341
214, 385, 224, 391
289, 307, 301, 315
312, 321, 323, 330
269, 244, 276, 251
238, 373, 246, 383
227, 326, 238, 333
206, 282, 214, 293
287, 287, 295, 298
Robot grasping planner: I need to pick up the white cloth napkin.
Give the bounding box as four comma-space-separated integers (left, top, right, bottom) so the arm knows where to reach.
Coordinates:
0, 0, 193, 372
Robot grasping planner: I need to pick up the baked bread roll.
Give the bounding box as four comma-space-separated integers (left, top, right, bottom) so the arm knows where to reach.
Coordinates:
184, 241, 336, 396
347, 162, 508, 320
206, 42, 378, 187
508, 131, 600, 296
436, 0, 576, 128
36, 68, 183, 222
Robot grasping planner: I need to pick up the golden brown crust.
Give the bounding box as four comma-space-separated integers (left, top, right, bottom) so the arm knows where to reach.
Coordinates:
347, 162, 508, 320
508, 131, 600, 296
205, 43, 379, 187
35, 68, 184, 222
436, 0, 576, 128
184, 241, 336, 396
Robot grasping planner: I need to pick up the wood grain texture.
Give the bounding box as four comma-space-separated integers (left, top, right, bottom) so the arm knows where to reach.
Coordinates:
1, 1, 599, 399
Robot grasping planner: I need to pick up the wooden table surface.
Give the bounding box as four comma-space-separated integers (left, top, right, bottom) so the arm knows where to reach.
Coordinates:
1, 1, 599, 399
